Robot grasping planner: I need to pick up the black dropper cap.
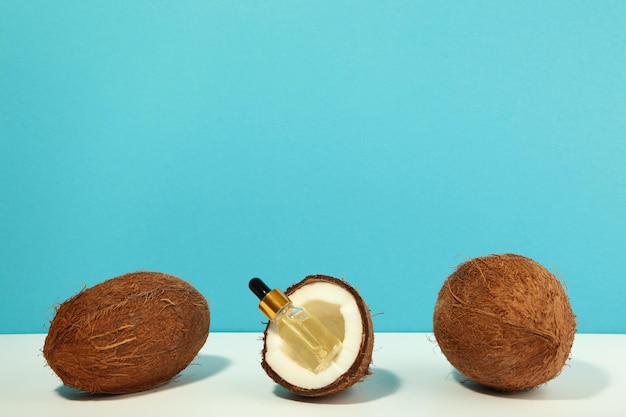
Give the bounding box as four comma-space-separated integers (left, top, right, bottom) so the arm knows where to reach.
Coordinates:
249, 277, 271, 300
249, 277, 290, 320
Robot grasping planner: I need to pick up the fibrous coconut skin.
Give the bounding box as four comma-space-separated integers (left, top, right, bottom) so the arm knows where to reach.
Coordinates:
433, 254, 576, 392
261, 275, 374, 397
43, 271, 210, 394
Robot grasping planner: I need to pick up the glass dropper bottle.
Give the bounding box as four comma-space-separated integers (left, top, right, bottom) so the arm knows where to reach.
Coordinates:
249, 278, 343, 374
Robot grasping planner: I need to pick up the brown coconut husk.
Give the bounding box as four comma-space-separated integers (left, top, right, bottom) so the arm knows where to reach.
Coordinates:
261, 275, 374, 397
433, 254, 576, 392
43, 271, 210, 394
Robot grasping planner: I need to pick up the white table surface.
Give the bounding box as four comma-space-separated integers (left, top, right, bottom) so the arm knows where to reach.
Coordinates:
1, 332, 624, 417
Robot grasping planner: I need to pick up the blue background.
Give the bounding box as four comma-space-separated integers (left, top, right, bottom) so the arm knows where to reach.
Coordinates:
1, 1, 625, 334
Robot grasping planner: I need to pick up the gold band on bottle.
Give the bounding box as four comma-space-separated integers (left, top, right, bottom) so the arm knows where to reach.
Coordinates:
259, 288, 290, 320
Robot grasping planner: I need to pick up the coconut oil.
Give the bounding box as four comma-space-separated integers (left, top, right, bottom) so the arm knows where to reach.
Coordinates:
249, 278, 343, 373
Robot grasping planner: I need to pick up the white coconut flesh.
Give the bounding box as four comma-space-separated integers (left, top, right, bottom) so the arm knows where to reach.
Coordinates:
264, 281, 364, 389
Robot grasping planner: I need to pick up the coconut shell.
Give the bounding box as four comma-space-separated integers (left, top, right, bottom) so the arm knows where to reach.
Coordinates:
433, 254, 576, 392
43, 271, 210, 394
261, 275, 374, 397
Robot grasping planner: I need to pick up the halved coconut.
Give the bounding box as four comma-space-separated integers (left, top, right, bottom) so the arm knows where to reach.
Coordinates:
261, 275, 374, 397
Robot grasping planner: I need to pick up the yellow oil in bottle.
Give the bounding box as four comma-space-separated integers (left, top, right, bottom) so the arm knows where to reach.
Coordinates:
249, 277, 343, 374
276, 306, 343, 373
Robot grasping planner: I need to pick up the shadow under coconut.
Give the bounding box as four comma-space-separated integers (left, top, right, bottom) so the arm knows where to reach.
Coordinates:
452, 359, 609, 400
273, 367, 401, 405
56, 354, 231, 401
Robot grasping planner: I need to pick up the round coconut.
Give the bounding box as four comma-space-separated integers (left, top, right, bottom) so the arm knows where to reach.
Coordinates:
43, 271, 210, 394
433, 254, 576, 392
261, 275, 374, 397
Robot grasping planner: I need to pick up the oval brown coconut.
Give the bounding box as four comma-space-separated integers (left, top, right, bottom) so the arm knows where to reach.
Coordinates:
43, 271, 210, 394
261, 275, 374, 397
433, 254, 576, 392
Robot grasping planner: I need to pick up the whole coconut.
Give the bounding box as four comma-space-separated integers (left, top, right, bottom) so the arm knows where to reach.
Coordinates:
43, 271, 210, 394
433, 254, 576, 392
